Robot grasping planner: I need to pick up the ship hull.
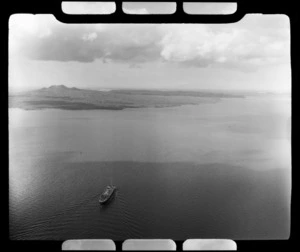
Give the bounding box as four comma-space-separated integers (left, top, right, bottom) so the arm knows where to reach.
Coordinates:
99, 186, 116, 204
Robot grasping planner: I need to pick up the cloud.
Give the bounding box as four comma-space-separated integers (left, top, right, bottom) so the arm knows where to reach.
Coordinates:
11, 22, 163, 63
9, 14, 290, 71
82, 32, 98, 42
159, 22, 289, 70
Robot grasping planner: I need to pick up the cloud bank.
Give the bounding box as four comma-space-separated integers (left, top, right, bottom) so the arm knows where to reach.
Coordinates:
9, 14, 290, 71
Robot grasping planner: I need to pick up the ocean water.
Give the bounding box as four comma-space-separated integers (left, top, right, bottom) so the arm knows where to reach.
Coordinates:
9, 95, 291, 240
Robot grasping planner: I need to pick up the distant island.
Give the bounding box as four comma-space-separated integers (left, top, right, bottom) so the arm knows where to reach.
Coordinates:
9, 85, 245, 111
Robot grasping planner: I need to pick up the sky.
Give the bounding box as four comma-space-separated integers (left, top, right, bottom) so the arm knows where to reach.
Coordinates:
9, 3, 291, 93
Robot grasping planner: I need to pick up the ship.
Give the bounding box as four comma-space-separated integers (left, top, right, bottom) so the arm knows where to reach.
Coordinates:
99, 185, 116, 204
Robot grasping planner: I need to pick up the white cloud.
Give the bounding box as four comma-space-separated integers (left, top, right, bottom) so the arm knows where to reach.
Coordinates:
9, 14, 53, 56
82, 32, 98, 42
159, 20, 289, 69
216, 56, 227, 63
159, 24, 211, 61
9, 14, 54, 36
9, 14, 290, 71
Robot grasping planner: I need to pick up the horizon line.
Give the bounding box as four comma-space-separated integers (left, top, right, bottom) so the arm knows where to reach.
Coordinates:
9, 84, 291, 94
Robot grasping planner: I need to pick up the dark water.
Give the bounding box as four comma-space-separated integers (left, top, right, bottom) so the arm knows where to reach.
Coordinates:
10, 160, 290, 240
9, 96, 291, 240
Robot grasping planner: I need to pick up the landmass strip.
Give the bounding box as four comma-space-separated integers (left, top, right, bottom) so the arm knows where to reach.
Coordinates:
9, 85, 244, 110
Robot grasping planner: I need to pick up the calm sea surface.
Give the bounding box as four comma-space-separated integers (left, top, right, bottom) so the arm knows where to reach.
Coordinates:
9, 95, 291, 240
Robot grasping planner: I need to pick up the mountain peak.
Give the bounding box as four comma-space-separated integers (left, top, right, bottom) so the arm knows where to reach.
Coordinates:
48, 85, 69, 89
36, 85, 82, 93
